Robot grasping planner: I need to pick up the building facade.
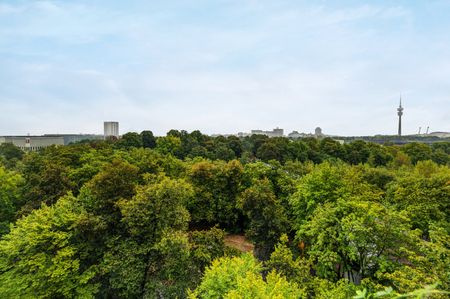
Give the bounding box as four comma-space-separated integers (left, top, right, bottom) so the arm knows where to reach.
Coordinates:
0, 134, 103, 151
104, 121, 119, 138
251, 128, 284, 137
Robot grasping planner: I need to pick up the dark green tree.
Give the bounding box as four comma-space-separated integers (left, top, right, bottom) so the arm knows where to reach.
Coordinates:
239, 178, 289, 261
344, 140, 370, 164
117, 132, 143, 148
401, 142, 432, 164
0, 143, 23, 168
140, 130, 156, 149
320, 138, 346, 160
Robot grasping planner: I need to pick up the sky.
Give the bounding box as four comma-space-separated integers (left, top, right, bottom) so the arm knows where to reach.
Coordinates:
0, 0, 449, 136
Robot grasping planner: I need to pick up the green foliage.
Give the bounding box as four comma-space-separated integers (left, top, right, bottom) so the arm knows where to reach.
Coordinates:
401, 142, 433, 164
141, 130, 156, 149
345, 140, 370, 164
311, 278, 358, 299
0, 143, 23, 168
101, 238, 148, 298
297, 199, 412, 282
0, 166, 23, 235
145, 231, 195, 298
0, 195, 99, 298
367, 144, 394, 167
265, 234, 311, 285
156, 135, 182, 156
0, 130, 449, 297
256, 137, 290, 162
118, 175, 192, 241
289, 162, 349, 224
385, 161, 450, 237
190, 227, 227, 271
20, 161, 75, 214
191, 253, 302, 299
222, 271, 302, 299
85, 158, 139, 208
354, 285, 448, 298
320, 137, 346, 160
116, 132, 143, 148
239, 178, 289, 260
188, 159, 244, 229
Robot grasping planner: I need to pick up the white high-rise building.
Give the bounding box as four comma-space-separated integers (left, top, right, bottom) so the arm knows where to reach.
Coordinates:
104, 121, 119, 138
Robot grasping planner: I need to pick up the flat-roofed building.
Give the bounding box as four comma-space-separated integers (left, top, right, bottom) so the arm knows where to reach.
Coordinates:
0, 134, 104, 151
104, 121, 119, 138
0, 136, 64, 151
251, 127, 284, 137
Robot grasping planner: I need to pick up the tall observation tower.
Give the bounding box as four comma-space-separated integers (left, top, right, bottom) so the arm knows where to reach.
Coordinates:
397, 97, 404, 136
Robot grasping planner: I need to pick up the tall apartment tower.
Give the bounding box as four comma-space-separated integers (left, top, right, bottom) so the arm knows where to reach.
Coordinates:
104, 121, 119, 139
397, 97, 403, 136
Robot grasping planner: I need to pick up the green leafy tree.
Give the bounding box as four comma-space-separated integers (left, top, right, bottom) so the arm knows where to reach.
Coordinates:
345, 140, 370, 164
0, 166, 23, 235
0, 143, 23, 168
287, 140, 309, 162
320, 138, 346, 160
156, 135, 182, 156
20, 162, 75, 214
81, 158, 139, 235
145, 231, 195, 298
360, 166, 395, 190
190, 227, 227, 271
141, 130, 156, 149
101, 176, 193, 297
188, 160, 244, 229
0, 195, 99, 298
101, 238, 148, 298
239, 178, 289, 260
227, 136, 243, 157
303, 137, 324, 163
265, 234, 312, 286
85, 159, 139, 207
0, 143, 23, 161
289, 162, 349, 225
255, 137, 292, 163
296, 199, 414, 283
190, 253, 302, 299
401, 142, 432, 164
118, 175, 192, 242
385, 161, 450, 238
117, 132, 144, 148
367, 144, 393, 167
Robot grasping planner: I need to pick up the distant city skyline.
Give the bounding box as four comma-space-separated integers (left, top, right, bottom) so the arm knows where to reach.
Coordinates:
0, 0, 449, 136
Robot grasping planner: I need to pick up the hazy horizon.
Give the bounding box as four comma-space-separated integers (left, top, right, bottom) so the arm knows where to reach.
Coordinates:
1, 0, 449, 136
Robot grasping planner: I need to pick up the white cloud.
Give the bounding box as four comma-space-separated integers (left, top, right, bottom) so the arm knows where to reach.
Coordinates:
0, 1, 448, 136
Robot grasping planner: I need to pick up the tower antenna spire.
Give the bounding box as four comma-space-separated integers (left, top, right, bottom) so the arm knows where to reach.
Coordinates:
397, 95, 404, 136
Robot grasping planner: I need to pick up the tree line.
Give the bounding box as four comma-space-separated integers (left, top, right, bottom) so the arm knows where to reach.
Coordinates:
0, 131, 449, 298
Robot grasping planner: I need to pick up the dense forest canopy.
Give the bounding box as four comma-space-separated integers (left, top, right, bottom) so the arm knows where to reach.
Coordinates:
0, 131, 449, 298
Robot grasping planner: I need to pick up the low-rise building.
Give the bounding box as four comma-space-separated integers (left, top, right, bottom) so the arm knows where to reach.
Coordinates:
427, 131, 450, 138
250, 128, 284, 137
0, 134, 103, 151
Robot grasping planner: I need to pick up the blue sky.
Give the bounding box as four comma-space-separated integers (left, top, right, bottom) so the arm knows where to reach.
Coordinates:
0, 0, 449, 136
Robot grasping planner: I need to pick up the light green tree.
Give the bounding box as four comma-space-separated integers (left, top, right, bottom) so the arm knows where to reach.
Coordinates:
190, 253, 301, 299
0, 166, 23, 235
0, 195, 99, 298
